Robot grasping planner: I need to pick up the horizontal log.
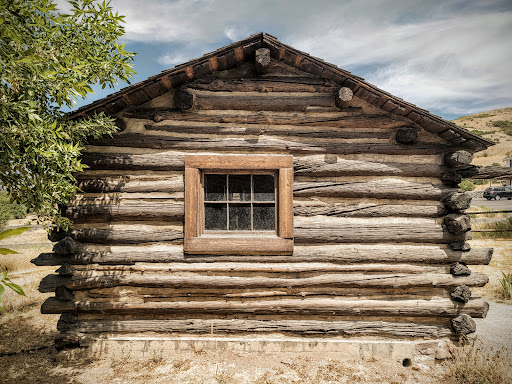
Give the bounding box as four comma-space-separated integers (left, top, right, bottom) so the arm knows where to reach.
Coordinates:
65, 200, 184, 222
294, 216, 466, 244
294, 179, 458, 200
88, 133, 454, 155
123, 110, 413, 129
70, 225, 183, 245
81, 152, 184, 171
76, 177, 183, 193
58, 318, 452, 337
456, 165, 512, 180
293, 201, 446, 218
41, 297, 489, 318
31, 244, 493, 266
293, 156, 446, 177
38, 271, 489, 292
190, 76, 338, 93
189, 90, 336, 111
145, 123, 392, 140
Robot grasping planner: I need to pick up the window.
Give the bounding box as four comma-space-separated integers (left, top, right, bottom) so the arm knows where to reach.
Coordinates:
184, 155, 293, 254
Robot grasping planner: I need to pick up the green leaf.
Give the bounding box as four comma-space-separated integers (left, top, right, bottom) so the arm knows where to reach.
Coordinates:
3, 280, 25, 296
0, 248, 19, 255
0, 227, 32, 241
0, 270, 7, 281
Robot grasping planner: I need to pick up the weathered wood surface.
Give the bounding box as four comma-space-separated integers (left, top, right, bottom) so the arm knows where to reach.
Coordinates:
294, 216, 466, 244
32, 244, 493, 266
80, 152, 184, 171
293, 179, 458, 200
41, 297, 489, 317
293, 201, 446, 218
443, 214, 471, 234
395, 128, 418, 145
451, 314, 476, 335
65, 200, 184, 222
444, 151, 473, 168
456, 165, 512, 180
57, 318, 452, 337
87, 133, 454, 155
255, 48, 271, 75
189, 76, 338, 93
335, 87, 353, 108
187, 90, 337, 111
70, 225, 183, 244
38, 271, 489, 292
293, 156, 446, 177
145, 123, 393, 140
122, 110, 414, 129
76, 177, 183, 193
444, 192, 472, 211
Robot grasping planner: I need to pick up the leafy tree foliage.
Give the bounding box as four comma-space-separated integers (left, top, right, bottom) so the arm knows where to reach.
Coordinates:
0, 0, 135, 229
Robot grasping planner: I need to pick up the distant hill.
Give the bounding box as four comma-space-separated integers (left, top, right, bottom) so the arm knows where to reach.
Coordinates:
451, 107, 512, 167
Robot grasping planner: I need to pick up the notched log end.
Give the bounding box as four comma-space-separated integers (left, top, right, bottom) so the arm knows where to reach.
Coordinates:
449, 240, 471, 252
255, 48, 271, 75
55, 285, 75, 301
441, 171, 462, 186
57, 263, 74, 277
53, 237, 79, 255
444, 192, 472, 211
451, 314, 476, 335
174, 88, 194, 110
450, 284, 471, 303
395, 128, 418, 145
450, 262, 471, 276
335, 87, 353, 109
444, 151, 473, 168
443, 214, 471, 234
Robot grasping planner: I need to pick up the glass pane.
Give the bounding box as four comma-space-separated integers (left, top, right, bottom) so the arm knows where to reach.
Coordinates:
204, 203, 227, 230
253, 203, 275, 231
229, 204, 251, 231
228, 175, 251, 202
253, 174, 275, 201
204, 174, 226, 201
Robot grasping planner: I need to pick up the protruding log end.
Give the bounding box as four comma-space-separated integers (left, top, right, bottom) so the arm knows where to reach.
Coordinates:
57, 314, 78, 332
174, 88, 194, 110
444, 214, 471, 234
450, 262, 471, 276
450, 284, 472, 303
441, 170, 462, 186
55, 285, 75, 301
48, 229, 69, 243
444, 151, 473, 168
395, 128, 418, 145
54, 333, 82, 352
444, 192, 472, 211
335, 87, 353, 108
53, 237, 79, 255
451, 314, 476, 335
449, 240, 471, 252
255, 48, 271, 75
57, 263, 74, 277
114, 117, 126, 132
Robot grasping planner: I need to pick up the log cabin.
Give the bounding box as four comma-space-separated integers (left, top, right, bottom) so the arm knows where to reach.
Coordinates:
34, 33, 495, 355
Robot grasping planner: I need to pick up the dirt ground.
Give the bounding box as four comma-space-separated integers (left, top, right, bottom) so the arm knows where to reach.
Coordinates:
1, 222, 512, 383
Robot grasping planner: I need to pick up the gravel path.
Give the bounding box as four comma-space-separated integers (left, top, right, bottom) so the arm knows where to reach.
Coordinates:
474, 301, 512, 352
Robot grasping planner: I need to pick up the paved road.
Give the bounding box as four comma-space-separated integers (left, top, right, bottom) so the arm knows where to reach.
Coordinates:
471, 197, 512, 211
474, 301, 512, 353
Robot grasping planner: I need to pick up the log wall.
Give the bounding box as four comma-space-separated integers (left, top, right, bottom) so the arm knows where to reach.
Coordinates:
38, 58, 490, 340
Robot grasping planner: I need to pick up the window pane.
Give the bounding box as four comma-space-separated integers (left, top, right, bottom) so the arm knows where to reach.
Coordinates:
228, 175, 251, 202
253, 203, 275, 230
205, 203, 227, 230
229, 204, 251, 230
205, 174, 226, 201
253, 174, 275, 201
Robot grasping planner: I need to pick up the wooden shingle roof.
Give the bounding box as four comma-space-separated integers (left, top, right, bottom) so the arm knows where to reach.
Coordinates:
70, 32, 494, 152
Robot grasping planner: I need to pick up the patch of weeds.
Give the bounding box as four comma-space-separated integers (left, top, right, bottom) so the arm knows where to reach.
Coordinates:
500, 271, 512, 299
473, 217, 512, 239
492, 120, 512, 136
469, 205, 507, 219
473, 113, 494, 118
437, 338, 511, 384
470, 129, 495, 136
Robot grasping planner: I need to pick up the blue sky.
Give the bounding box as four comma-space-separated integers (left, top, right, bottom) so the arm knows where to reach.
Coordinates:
68, 0, 512, 120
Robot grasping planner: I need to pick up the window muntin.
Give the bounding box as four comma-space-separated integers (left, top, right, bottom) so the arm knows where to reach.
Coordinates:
203, 173, 276, 232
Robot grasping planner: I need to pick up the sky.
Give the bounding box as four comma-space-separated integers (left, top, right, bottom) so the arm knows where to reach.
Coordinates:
70, 0, 512, 121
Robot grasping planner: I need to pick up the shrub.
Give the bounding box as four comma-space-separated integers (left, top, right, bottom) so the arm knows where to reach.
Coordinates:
0, 191, 28, 228
500, 271, 512, 299
492, 120, 512, 136
459, 179, 476, 192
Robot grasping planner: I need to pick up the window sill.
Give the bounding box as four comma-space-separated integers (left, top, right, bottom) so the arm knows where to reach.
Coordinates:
184, 237, 293, 255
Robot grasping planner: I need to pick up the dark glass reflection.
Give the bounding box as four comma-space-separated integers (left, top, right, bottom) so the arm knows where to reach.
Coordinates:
228, 175, 251, 201
229, 204, 251, 230
204, 203, 227, 230
204, 174, 226, 201
253, 203, 275, 230
253, 174, 275, 201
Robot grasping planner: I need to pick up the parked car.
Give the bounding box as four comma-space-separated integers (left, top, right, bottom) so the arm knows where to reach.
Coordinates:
483, 187, 512, 200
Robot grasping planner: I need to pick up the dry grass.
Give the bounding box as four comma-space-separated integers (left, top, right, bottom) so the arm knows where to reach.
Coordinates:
436, 338, 512, 384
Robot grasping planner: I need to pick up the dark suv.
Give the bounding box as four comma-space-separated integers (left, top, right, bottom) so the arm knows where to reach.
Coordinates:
483, 187, 512, 200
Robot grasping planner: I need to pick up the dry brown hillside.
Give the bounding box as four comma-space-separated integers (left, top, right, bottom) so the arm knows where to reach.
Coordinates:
451, 107, 512, 166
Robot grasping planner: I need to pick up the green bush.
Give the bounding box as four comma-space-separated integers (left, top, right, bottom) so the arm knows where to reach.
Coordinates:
0, 191, 28, 228
459, 179, 476, 192
500, 271, 512, 300
492, 120, 512, 136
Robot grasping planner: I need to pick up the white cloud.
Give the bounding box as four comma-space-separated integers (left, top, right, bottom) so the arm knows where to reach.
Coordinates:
104, 0, 512, 117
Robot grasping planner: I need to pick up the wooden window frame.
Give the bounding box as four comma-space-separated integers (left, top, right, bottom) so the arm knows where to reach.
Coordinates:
184, 155, 293, 255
